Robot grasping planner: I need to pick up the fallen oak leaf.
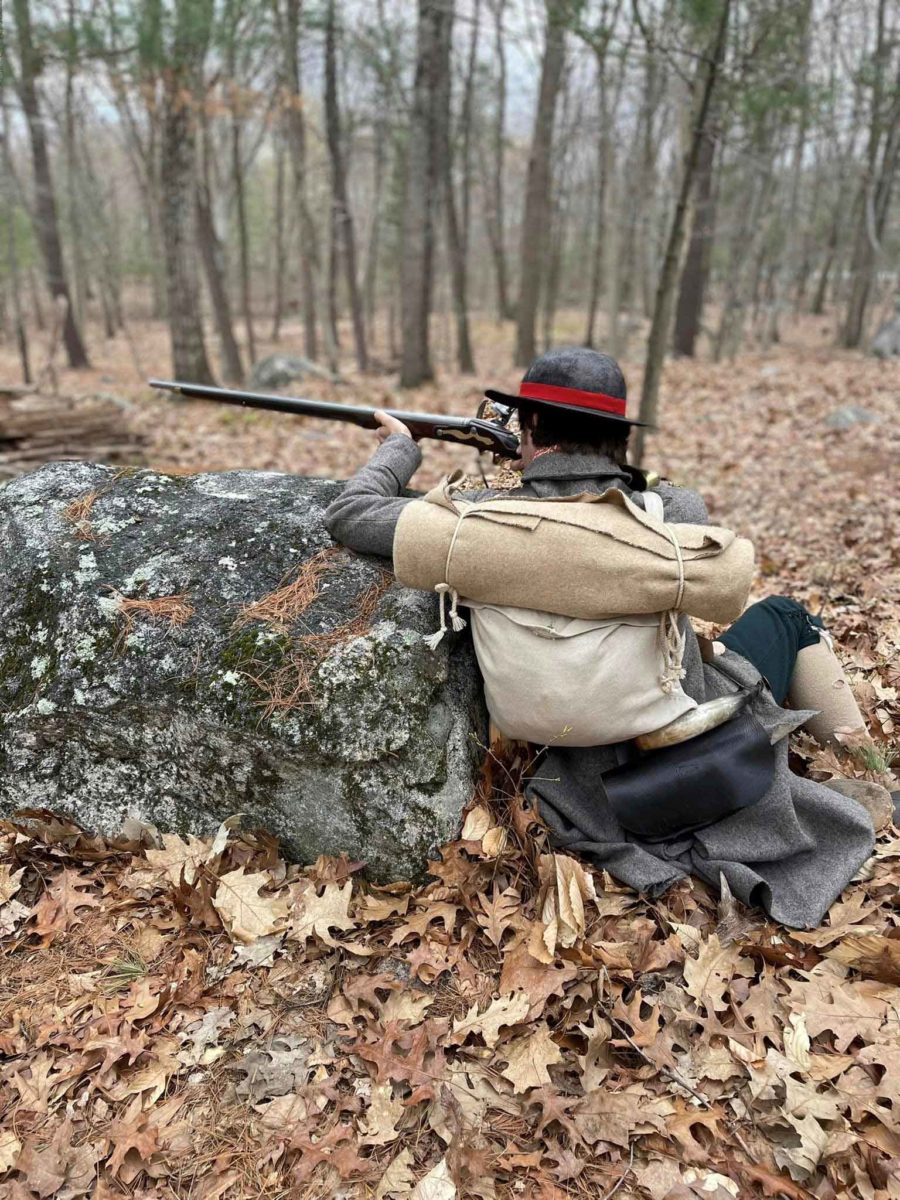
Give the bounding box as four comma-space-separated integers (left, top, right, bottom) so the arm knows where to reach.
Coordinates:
360, 1081, 406, 1146
352, 1019, 448, 1105
498, 1024, 562, 1093
144, 831, 213, 886
389, 901, 460, 945
411, 1157, 456, 1200
727, 1161, 818, 1199
10, 1054, 60, 1115
665, 1103, 724, 1163
107, 1099, 160, 1182
290, 1121, 364, 1184
461, 806, 492, 841
213, 867, 290, 944
498, 941, 577, 1018
449, 992, 530, 1049
0, 1129, 21, 1173
476, 885, 521, 949
681, 932, 750, 1014
825, 934, 900, 985
289, 879, 355, 945
0, 864, 25, 904
530, 853, 597, 960
376, 1148, 415, 1199
480, 825, 508, 857
773, 1112, 829, 1181
15, 1120, 100, 1200
573, 1086, 669, 1149
105, 1036, 181, 1105
30, 868, 101, 943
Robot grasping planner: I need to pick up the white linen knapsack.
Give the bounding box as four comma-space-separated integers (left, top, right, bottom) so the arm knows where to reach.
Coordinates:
460, 491, 697, 747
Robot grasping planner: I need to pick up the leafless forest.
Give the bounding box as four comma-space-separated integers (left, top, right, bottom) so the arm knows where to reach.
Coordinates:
3, 0, 900, 426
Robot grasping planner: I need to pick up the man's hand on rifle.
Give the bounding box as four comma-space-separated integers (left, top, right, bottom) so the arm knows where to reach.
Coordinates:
374, 410, 415, 443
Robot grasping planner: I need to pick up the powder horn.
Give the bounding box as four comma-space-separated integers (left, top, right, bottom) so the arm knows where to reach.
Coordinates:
635, 690, 751, 752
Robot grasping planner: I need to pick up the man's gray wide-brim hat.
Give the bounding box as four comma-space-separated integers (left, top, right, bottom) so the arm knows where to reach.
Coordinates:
485, 346, 649, 428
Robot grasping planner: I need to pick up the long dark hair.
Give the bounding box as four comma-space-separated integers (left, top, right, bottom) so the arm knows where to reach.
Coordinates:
517, 401, 630, 466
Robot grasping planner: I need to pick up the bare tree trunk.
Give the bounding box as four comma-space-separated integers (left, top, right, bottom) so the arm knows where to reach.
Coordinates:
0, 125, 32, 383
324, 0, 368, 372
811, 217, 839, 315
542, 197, 566, 350
583, 15, 621, 347
159, 0, 216, 384
634, 0, 731, 464
515, 2, 567, 366
444, 172, 475, 372
400, 0, 453, 388
196, 185, 245, 382
363, 116, 386, 344
483, 0, 512, 321
12, 0, 90, 368
64, 0, 90, 330
28, 266, 45, 332
672, 116, 717, 357
442, 0, 478, 373
230, 99, 257, 363
326, 206, 341, 367
278, 0, 319, 361
76, 112, 127, 338
271, 132, 286, 340
843, 44, 900, 346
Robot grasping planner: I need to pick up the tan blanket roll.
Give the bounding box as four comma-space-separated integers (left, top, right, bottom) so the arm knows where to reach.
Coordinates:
393, 479, 754, 625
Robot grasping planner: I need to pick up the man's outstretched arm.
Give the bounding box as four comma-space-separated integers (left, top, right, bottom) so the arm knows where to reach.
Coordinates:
324, 415, 421, 558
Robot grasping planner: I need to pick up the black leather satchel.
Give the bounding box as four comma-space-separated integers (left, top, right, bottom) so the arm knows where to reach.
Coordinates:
602, 710, 777, 842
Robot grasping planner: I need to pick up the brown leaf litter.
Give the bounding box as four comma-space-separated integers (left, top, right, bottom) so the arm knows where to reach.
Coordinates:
1, 746, 898, 1199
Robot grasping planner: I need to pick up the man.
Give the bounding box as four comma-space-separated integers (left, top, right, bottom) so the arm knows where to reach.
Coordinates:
326, 347, 878, 929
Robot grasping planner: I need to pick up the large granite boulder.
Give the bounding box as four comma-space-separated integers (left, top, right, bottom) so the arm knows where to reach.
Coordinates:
0, 462, 486, 880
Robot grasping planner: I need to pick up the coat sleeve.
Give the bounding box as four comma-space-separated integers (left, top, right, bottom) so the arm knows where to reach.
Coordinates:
654, 480, 710, 525
324, 434, 423, 558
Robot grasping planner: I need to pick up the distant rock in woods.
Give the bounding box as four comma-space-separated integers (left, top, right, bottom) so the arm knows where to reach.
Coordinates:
249, 354, 339, 390
870, 302, 900, 358
824, 405, 879, 431
0, 462, 485, 880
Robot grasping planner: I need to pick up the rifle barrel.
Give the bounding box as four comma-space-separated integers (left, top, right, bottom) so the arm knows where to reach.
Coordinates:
151, 379, 459, 428
148, 379, 521, 457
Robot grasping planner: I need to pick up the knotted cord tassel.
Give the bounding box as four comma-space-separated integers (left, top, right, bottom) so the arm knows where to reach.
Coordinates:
448, 589, 467, 632
423, 583, 467, 649
423, 583, 451, 650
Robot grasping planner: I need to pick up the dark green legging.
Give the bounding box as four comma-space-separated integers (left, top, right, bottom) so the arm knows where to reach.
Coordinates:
718, 596, 825, 705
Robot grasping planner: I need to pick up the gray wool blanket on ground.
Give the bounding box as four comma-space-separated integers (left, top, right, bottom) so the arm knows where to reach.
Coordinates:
326, 435, 876, 930
528, 640, 875, 930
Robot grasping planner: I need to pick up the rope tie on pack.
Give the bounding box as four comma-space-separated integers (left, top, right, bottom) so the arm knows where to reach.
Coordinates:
424, 498, 469, 650
659, 610, 687, 693
656, 517, 687, 693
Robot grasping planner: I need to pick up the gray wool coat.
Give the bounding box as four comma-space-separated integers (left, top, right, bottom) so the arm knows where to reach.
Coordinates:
325, 435, 875, 930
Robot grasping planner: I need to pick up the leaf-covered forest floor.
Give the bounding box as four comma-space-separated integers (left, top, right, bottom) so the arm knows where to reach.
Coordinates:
1, 312, 899, 1198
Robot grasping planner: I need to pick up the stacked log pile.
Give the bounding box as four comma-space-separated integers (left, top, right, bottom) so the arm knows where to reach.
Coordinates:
0, 386, 144, 480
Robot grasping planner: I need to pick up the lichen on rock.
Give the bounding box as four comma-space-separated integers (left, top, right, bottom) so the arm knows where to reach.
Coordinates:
0, 461, 487, 880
